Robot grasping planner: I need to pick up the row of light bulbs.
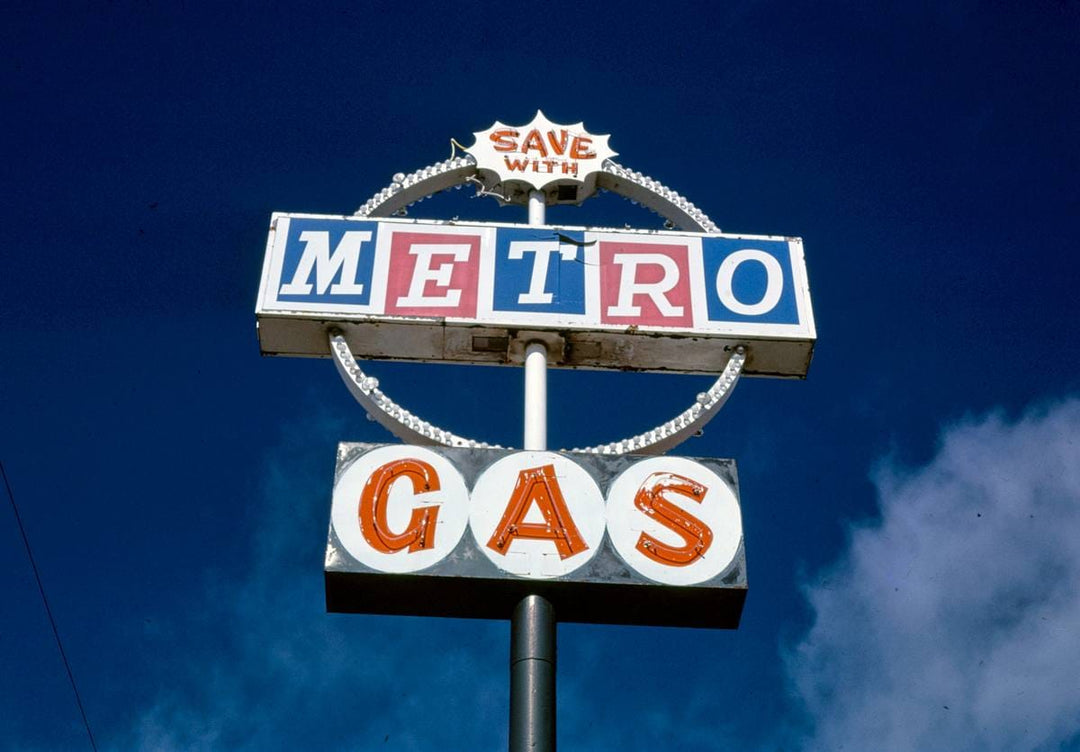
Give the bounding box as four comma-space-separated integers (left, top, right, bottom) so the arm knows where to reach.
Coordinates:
331, 334, 500, 449
340, 153, 733, 454
601, 162, 720, 233
331, 332, 746, 457
352, 155, 721, 235
569, 348, 745, 455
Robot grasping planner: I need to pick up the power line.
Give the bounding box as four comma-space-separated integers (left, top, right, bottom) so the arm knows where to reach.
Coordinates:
1, 459, 98, 752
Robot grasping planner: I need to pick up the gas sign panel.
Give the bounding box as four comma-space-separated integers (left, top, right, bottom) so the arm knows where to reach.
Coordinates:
325, 443, 747, 629
257, 214, 815, 377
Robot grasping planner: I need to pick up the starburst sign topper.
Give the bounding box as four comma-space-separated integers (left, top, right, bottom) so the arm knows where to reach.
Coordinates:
467, 111, 617, 191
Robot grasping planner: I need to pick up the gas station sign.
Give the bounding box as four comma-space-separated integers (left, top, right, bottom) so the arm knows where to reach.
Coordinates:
325, 443, 747, 629
258, 113, 816, 751
257, 214, 815, 377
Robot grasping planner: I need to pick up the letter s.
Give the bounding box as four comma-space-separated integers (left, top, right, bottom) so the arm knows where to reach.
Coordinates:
633, 472, 713, 566
490, 129, 519, 152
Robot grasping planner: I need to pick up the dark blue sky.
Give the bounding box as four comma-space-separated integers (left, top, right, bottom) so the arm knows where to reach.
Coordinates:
3, 3, 1079, 750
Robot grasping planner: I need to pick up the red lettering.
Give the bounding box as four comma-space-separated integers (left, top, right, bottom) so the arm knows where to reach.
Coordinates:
486, 464, 588, 559
490, 129, 519, 152
633, 472, 713, 566
358, 458, 441, 554
521, 129, 548, 157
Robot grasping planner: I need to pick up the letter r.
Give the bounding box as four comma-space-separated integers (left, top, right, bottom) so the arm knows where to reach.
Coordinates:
607, 253, 684, 317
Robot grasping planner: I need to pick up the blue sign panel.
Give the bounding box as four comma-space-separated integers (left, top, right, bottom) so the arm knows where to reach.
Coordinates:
276, 217, 378, 307
700, 237, 800, 326
491, 227, 586, 316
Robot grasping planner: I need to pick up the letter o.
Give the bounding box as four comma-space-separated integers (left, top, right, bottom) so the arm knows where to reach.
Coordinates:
715, 249, 783, 316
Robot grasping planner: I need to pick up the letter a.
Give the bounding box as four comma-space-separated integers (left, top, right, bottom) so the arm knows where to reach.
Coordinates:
486, 464, 588, 559
633, 472, 714, 566
358, 458, 441, 553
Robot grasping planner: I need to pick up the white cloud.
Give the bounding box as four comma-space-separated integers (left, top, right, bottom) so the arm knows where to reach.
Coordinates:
788, 398, 1080, 751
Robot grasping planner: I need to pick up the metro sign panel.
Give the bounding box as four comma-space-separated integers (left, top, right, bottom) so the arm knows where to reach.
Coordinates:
325, 443, 747, 628
257, 213, 815, 376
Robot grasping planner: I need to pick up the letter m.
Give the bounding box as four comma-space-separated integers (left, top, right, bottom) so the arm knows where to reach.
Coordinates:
279, 230, 372, 295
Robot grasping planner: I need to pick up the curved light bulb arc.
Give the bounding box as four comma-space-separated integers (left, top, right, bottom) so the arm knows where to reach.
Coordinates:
330, 333, 745, 456
342, 153, 737, 455
330, 332, 502, 450
354, 156, 719, 233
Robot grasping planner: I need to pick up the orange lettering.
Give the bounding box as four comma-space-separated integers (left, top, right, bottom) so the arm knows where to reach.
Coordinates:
358, 458, 441, 554
521, 129, 548, 157
633, 472, 713, 566
504, 156, 530, 172
569, 136, 595, 160
486, 464, 588, 559
490, 129, 519, 152
546, 129, 569, 155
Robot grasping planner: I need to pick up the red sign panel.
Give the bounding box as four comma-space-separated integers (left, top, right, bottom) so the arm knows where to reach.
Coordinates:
598, 240, 694, 329
384, 231, 482, 319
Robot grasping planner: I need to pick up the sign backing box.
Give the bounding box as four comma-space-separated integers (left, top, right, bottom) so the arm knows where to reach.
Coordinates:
258, 214, 815, 378
325, 443, 747, 629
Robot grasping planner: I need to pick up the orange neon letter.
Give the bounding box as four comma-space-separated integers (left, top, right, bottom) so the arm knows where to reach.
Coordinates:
521, 129, 548, 157
569, 136, 595, 159
358, 458, 441, 553
486, 464, 588, 559
633, 472, 713, 566
545, 129, 569, 155
490, 128, 519, 152
503, 156, 530, 172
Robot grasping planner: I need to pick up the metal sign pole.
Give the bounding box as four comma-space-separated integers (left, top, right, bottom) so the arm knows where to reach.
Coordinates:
509, 190, 556, 752
510, 594, 556, 751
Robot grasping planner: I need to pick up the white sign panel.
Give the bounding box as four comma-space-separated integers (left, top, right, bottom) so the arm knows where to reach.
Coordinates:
467, 111, 617, 190
470, 451, 606, 579
257, 215, 816, 377
605, 455, 743, 586
330, 445, 470, 574
325, 443, 748, 628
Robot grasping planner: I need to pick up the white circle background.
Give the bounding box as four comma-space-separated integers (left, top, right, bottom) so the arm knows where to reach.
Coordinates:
331, 445, 469, 573
716, 249, 784, 316
470, 451, 606, 579
606, 456, 742, 586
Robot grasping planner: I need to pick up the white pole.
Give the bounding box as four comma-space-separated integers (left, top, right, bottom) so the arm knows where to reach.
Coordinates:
513, 199, 555, 752
528, 188, 546, 228
524, 189, 547, 451
523, 342, 547, 450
